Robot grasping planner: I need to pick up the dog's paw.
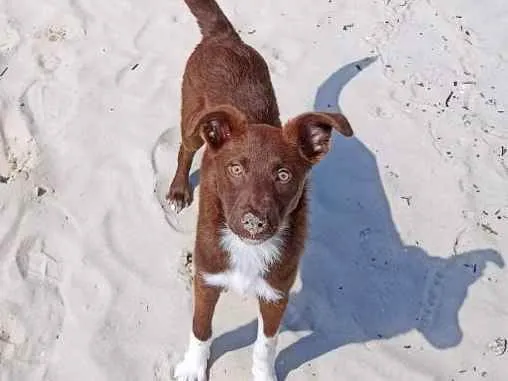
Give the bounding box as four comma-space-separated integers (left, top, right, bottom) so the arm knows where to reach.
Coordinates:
252, 338, 277, 381
252, 366, 277, 381
166, 178, 193, 214
174, 334, 210, 381
174, 356, 207, 381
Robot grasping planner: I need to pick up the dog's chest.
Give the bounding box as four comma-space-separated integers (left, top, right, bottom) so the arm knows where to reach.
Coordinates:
202, 228, 284, 302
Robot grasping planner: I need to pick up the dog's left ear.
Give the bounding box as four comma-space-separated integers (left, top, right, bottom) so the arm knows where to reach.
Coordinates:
282, 112, 353, 164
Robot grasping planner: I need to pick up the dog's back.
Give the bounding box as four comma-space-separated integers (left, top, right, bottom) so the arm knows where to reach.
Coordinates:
183, 0, 280, 126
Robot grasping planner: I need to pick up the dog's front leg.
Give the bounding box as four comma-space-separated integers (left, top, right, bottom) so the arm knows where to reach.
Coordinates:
253, 297, 288, 381
167, 144, 197, 213
175, 275, 221, 381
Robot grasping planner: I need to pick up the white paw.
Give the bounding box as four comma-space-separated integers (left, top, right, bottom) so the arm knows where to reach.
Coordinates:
252, 365, 277, 381
174, 333, 210, 381
174, 357, 207, 381
252, 331, 277, 381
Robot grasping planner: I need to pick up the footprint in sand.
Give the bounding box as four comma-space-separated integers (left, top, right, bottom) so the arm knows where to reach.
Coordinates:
0, 16, 20, 54
0, 304, 26, 362
26, 28, 82, 136
0, 16, 83, 181
23, 68, 80, 137
37, 52, 62, 73
15, 237, 63, 284
35, 12, 85, 44
16, 14, 85, 146
0, 101, 39, 181
0, 284, 64, 366
22, 287, 64, 364
1, 204, 83, 375
44, 25, 68, 42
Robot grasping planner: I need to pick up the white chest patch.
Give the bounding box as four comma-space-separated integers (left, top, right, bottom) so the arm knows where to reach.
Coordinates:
203, 227, 286, 302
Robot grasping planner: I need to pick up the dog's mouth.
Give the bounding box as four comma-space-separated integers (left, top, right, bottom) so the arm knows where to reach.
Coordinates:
229, 229, 274, 245
222, 222, 288, 247
238, 236, 268, 245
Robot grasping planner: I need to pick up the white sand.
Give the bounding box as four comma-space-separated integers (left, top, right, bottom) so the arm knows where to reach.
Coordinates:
0, 0, 507, 380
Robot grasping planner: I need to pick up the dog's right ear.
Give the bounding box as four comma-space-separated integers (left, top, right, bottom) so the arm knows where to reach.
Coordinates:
191, 105, 248, 150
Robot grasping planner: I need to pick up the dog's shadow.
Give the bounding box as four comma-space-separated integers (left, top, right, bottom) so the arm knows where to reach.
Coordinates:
207, 57, 505, 380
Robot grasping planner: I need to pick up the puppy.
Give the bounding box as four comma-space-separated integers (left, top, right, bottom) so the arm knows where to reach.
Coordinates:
167, 1, 353, 380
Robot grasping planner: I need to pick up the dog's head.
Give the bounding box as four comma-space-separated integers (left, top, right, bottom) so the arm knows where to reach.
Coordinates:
193, 105, 353, 243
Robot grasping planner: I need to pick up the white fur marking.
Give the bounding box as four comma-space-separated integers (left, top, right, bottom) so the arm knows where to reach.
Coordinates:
252, 312, 278, 381
203, 226, 286, 301
174, 333, 210, 381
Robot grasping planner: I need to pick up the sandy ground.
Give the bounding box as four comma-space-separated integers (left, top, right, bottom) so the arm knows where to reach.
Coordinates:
0, 0, 507, 380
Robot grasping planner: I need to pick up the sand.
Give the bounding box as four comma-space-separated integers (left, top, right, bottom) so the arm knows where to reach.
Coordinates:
0, 0, 507, 380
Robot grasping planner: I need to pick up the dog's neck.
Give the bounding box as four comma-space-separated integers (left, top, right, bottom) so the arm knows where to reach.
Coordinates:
201, 225, 287, 301
220, 223, 288, 273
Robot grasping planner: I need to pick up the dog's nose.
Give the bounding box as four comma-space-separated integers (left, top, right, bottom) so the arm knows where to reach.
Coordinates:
241, 212, 267, 235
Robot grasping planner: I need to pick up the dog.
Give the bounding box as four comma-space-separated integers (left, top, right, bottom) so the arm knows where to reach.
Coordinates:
167, 1, 353, 380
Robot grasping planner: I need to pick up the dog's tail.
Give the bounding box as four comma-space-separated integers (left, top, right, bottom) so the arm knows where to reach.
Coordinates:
183, 0, 237, 38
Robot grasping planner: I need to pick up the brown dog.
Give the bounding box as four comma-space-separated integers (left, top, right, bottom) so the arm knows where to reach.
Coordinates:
167, 1, 353, 380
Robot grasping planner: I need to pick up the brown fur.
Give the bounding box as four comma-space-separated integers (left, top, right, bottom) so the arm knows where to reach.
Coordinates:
167, 0, 353, 345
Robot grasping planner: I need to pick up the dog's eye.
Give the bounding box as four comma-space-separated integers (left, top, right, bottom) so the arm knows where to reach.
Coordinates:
277, 168, 292, 183
228, 163, 244, 177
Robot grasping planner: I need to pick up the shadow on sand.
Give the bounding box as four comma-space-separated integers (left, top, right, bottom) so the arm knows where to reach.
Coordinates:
208, 57, 504, 380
